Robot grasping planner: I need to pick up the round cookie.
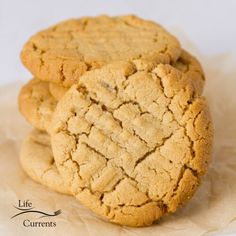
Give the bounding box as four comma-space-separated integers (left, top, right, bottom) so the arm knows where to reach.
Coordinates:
20, 129, 71, 195
18, 79, 57, 134
21, 15, 181, 87
49, 82, 68, 101
51, 62, 213, 226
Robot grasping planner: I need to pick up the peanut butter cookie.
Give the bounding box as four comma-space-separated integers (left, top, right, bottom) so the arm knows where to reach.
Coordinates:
21, 15, 181, 87
51, 62, 213, 226
18, 79, 57, 134
20, 129, 71, 195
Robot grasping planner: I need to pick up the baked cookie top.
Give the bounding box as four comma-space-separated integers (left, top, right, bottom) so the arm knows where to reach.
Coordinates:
20, 129, 71, 195
18, 79, 57, 133
51, 62, 213, 226
21, 15, 181, 87
49, 82, 68, 101
172, 50, 205, 94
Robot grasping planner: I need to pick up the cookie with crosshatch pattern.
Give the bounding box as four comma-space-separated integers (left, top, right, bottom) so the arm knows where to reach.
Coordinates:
51, 61, 213, 226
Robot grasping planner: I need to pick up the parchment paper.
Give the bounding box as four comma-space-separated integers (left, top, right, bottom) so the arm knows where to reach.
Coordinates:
0, 45, 236, 236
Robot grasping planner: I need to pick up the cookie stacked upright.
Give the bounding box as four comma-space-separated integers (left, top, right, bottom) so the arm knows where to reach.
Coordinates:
18, 15, 213, 227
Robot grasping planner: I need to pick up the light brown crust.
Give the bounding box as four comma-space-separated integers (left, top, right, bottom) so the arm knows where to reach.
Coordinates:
21, 15, 181, 87
172, 50, 205, 94
18, 79, 57, 134
20, 129, 71, 195
51, 62, 213, 226
49, 82, 68, 101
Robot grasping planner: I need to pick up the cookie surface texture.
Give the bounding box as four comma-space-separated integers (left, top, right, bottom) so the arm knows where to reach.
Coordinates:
18, 50, 205, 134
172, 50, 205, 94
21, 15, 181, 87
49, 82, 68, 101
20, 129, 71, 195
51, 62, 213, 226
18, 79, 57, 133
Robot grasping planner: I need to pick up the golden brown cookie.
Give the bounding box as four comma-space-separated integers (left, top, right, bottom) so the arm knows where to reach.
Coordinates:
51, 62, 213, 226
20, 129, 71, 195
18, 79, 57, 133
21, 15, 181, 87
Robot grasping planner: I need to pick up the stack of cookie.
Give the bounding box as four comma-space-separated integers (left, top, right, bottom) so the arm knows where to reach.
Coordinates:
18, 15, 213, 227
